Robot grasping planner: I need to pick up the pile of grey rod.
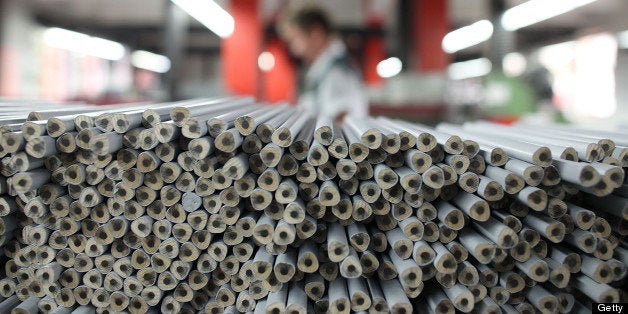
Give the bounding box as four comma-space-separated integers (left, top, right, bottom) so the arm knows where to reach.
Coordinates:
0, 96, 625, 314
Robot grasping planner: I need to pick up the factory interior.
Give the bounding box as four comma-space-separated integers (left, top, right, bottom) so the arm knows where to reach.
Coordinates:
0, 1, 626, 313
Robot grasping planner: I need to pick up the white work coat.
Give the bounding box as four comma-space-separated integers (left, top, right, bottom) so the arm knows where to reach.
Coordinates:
298, 39, 368, 119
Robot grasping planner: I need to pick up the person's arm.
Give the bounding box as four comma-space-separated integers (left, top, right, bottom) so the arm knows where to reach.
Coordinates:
318, 68, 368, 121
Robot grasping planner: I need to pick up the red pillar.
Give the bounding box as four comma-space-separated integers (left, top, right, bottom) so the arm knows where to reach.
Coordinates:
362, 0, 386, 86
260, 38, 297, 103
413, 0, 448, 72
363, 25, 386, 86
222, 0, 261, 96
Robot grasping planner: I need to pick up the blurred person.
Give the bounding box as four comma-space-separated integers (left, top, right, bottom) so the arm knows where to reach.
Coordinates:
280, 5, 368, 121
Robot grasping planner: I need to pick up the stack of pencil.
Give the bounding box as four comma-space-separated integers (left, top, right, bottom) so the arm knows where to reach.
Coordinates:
0, 97, 625, 314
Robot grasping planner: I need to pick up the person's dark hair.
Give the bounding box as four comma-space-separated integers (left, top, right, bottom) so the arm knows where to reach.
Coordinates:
286, 6, 332, 34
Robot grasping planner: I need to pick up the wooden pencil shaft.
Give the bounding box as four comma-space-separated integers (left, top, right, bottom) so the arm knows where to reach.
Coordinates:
466, 122, 601, 162
394, 120, 461, 155
550, 159, 600, 189
473, 216, 518, 248
504, 123, 618, 152
443, 154, 469, 175
339, 247, 362, 279
461, 138, 479, 157
527, 125, 627, 152
272, 109, 311, 147
444, 240, 467, 264
328, 142, 350, 165
389, 249, 422, 288
375, 117, 435, 151
327, 222, 350, 262
589, 162, 624, 187
424, 289, 455, 314
580, 254, 614, 284
381, 135, 404, 160
153, 143, 179, 165
591, 235, 612, 259
416, 219, 437, 242
169, 97, 252, 126
433, 165, 455, 189
429, 241, 456, 275
256, 110, 293, 143
365, 146, 391, 167
265, 282, 288, 312
154, 121, 180, 145
522, 212, 565, 243
235, 104, 287, 135
433, 200, 462, 230
471, 176, 499, 202
289, 119, 315, 160
451, 173, 476, 195
549, 246, 581, 273
563, 228, 596, 253
11, 152, 44, 172
1, 131, 26, 154
457, 228, 496, 264
401, 150, 431, 175
438, 123, 552, 166
314, 115, 333, 146
441, 283, 474, 313
530, 238, 548, 260
476, 145, 507, 168
346, 277, 371, 311
350, 194, 372, 221
525, 285, 557, 314
207, 104, 261, 137
456, 260, 479, 286
21, 120, 47, 142
344, 116, 382, 149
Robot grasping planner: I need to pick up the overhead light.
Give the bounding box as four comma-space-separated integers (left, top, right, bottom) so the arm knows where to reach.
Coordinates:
501, 0, 597, 31
258, 52, 275, 72
376, 57, 402, 78
502, 52, 527, 77
131, 50, 171, 73
448, 58, 492, 80
42, 27, 125, 60
171, 0, 234, 38
618, 30, 628, 49
442, 20, 493, 53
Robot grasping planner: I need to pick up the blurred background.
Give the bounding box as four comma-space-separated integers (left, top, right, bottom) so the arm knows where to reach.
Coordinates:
1, 0, 627, 126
